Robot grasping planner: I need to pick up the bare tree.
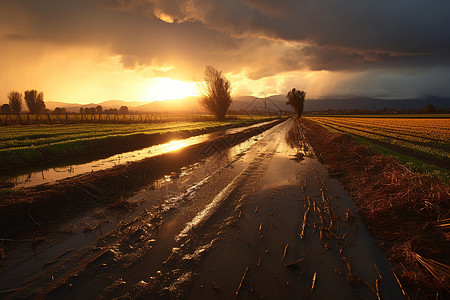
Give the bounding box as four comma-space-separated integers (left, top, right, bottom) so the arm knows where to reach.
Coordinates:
8, 91, 22, 114
24, 90, 45, 114
198, 65, 232, 120
286, 88, 306, 117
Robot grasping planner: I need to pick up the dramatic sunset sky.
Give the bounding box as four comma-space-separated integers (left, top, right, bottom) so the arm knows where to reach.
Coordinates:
1, 0, 450, 104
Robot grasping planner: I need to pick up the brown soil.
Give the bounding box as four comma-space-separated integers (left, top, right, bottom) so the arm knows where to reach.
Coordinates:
301, 118, 450, 298
0, 120, 283, 239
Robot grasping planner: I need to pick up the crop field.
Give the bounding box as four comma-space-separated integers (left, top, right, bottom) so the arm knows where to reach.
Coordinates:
0, 113, 220, 126
0, 113, 278, 126
1, 121, 234, 150
0, 117, 273, 171
306, 116, 450, 179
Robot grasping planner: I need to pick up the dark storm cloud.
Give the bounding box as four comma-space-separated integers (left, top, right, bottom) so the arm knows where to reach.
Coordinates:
279, 45, 450, 72
1, 0, 450, 80
2, 33, 29, 40
143, 0, 450, 69
0, 0, 249, 78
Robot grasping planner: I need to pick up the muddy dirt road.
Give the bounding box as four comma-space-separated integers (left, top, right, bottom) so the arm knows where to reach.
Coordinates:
0, 119, 404, 299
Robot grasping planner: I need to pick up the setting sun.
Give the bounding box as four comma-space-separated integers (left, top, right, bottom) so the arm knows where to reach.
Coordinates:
144, 78, 199, 101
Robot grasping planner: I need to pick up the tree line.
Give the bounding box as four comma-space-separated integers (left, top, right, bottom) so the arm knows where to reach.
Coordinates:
79, 106, 129, 115
1, 90, 45, 114
1, 90, 129, 115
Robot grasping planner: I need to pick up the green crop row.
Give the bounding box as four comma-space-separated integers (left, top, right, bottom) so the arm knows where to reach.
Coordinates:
0, 119, 259, 151
0, 117, 276, 173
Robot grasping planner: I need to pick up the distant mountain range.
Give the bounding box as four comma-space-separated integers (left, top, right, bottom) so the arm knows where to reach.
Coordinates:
44, 95, 450, 113
304, 96, 450, 111
44, 100, 151, 112
231, 95, 450, 112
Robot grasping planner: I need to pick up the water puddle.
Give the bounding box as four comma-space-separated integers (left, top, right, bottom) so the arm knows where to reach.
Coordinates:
4, 120, 277, 189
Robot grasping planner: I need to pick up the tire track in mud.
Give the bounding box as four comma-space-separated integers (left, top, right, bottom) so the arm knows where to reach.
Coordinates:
110, 118, 404, 300
29, 121, 290, 299
101, 121, 290, 299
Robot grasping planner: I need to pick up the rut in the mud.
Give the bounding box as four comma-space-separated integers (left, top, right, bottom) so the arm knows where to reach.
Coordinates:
0, 119, 404, 299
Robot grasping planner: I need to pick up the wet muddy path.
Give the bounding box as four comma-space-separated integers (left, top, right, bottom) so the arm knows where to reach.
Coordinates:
0, 119, 404, 299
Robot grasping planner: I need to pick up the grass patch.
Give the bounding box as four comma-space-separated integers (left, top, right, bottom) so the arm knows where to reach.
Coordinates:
353, 136, 450, 182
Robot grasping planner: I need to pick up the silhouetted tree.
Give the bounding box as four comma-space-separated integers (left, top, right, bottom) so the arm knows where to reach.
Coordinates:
198, 65, 232, 121
119, 106, 129, 115
104, 108, 118, 114
423, 104, 437, 114
96, 105, 103, 114
53, 107, 66, 114
1, 104, 12, 114
24, 90, 45, 114
79, 107, 84, 114
286, 88, 306, 117
8, 91, 22, 114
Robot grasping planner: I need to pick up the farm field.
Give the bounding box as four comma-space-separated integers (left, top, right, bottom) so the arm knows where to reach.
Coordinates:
300, 118, 449, 297
0, 117, 275, 172
306, 116, 450, 180
0, 118, 447, 299
0, 113, 218, 126
0, 119, 408, 299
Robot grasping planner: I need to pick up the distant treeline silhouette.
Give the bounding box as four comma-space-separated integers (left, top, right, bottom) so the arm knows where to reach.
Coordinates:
0, 112, 224, 126
307, 104, 449, 115
2, 89, 132, 116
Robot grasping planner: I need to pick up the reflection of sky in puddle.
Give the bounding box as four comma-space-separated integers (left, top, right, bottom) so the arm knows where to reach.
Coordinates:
164, 140, 188, 152
10, 137, 204, 189
8, 120, 276, 189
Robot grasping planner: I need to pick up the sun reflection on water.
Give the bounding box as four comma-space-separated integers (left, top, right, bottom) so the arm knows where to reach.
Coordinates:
164, 140, 189, 152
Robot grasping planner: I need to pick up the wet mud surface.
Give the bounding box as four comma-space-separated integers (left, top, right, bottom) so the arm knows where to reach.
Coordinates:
0, 119, 404, 299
